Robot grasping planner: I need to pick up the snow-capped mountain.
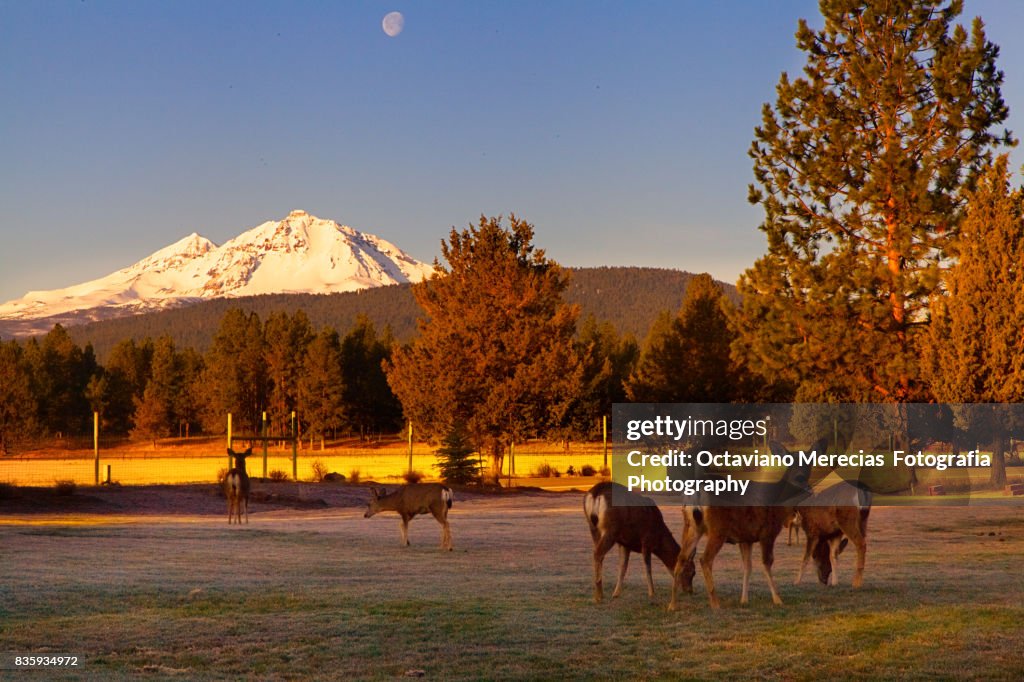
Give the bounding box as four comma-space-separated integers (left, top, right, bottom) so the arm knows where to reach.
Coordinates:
0, 210, 435, 335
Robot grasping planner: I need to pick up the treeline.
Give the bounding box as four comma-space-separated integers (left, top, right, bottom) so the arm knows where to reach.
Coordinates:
0, 312, 404, 454
29, 267, 727, 359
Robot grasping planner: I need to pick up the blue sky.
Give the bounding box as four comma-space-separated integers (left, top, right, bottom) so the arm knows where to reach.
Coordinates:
2, 1, 1024, 303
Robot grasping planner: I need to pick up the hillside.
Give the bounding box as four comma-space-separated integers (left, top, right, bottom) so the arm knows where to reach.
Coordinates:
50, 267, 735, 359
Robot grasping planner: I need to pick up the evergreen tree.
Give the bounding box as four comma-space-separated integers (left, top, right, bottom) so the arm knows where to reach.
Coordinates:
627, 274, 739, 402
102, 338, 153, 434
385, 215, 583, 479
737, 0, 1014, 401
201, 310, 268, 433
264, 311, 313, 436
297, 328, 345, 450
132, 381, 169, 448
0, 340, 37, 454
563, 316, 638, 439
341, 316, 403, 436
434, 423, 481, 485
923, 156, 1024, 485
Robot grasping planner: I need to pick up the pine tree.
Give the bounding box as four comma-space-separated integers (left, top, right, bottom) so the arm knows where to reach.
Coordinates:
627, 274, 739, 402
0, 340, 37, 454
340, 316, 403, 436
738, 0, 1014, 401
264, 311, 313, 436
434, 423, 481, 485
385, 215, 583, 479
297, 328, 345, 450
132, 381, 169, 448
201, 310, 268, 433
923, 156, 1024, 485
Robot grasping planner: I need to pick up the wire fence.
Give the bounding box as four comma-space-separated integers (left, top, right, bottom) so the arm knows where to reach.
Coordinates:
0, 437, 610, 487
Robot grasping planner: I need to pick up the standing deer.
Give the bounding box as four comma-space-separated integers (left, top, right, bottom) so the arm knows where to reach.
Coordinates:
669, 439, 821, 610
584, 482, 694, 604
364, 483, 454, 551
224, 447, 252, 525
794, 481, 871, 587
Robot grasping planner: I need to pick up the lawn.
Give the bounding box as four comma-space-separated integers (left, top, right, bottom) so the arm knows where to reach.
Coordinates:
1, 489, 1022, 680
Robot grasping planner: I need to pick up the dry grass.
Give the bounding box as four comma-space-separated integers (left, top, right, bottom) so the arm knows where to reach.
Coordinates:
1, 496, 1023, 680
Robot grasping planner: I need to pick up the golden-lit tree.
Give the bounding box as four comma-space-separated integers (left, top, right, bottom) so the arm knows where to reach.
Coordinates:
386, 215, 583, 479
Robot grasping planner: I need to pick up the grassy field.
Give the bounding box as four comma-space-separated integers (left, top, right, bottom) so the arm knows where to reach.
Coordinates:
1, 492, 1023, 681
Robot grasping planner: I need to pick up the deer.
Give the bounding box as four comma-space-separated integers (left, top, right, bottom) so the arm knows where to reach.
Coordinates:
364, 483, 454, 551
794, 480, 871, 588
224, 447, 252, 525
584, 481, 695, 604
668, 438, 822, 610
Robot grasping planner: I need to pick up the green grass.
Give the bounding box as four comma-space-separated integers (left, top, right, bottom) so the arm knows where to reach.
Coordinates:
1, 501, 1023, 680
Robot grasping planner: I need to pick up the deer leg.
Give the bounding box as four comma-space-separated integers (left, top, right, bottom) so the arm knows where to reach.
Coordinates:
242, 496, 248, 524
795, 535, 812, 585
642, 549, 656, 601
593, 534, 617, 603
400, 515, 410, 546
739, 543, 753, 605
760, 539, 783, 605
432, 507, 452, 551
842, 521, 867, 589
612, 545, 630, 598
699, 534, 726, 609
829, 537, 841, 586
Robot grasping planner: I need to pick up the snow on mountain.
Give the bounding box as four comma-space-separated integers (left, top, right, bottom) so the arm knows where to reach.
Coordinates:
0, 210, 435, 330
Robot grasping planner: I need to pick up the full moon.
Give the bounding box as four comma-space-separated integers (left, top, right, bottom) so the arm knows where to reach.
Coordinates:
382, 11, 404, 37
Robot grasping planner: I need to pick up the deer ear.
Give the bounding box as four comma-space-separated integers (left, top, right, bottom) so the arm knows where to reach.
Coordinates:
370, 487, 380, 500
244, 447, 252, 456
227, 448, 234, 456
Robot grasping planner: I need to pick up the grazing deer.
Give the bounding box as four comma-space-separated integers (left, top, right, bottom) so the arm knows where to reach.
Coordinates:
364, 483, 454, 551
669, 439, 821, 610
794, 481, 871, 588
224, 447, 252, 525
584, 482, 694, 604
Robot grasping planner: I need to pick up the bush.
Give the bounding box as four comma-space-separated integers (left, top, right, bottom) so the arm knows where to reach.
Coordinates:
348, 469, 362, 485
580, 464, 597, 477
216, 467, 229, 483
404, 470, 424, 484
55, 480, 76, 496
268, 469, 290, 481
310, 460, 328, 482
532, 463, 559, 478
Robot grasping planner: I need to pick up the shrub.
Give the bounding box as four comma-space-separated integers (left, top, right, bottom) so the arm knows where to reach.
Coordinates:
268, 469, 290, 481
55, 480, 76, 496
404, 470, 424, 484
216, 467, 229, 483
533, 463, 559, 478
311, 459, 328, 482
348, 469, 361, 485
580, 464, 597, 477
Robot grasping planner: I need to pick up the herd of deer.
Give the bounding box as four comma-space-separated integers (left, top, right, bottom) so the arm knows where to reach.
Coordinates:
586, 439, 872, 609
224, 438, 869, 609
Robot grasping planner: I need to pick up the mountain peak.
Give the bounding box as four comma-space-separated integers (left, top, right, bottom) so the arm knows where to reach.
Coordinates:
0, 213, 435, 330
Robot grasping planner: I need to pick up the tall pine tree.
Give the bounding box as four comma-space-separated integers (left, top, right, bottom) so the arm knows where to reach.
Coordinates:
737, 0, 1013, 401
923, 156, 1024, 485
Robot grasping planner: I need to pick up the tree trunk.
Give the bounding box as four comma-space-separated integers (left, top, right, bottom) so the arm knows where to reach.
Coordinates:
990, 433, 1008, 487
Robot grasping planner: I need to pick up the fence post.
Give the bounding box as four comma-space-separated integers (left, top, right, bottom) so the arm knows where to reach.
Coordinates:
602, 415, 608, 471
262, 411, 268, 479
407, 421, 413, 474
227, 413, 233, 470
291, 411, 298, 481
93, 411, 99, 486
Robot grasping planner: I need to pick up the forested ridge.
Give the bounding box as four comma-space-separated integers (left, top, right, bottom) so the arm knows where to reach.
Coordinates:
50, 266, 727, 359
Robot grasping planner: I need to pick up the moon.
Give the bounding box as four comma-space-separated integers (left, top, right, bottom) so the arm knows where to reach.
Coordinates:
382, 11, 404, 37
